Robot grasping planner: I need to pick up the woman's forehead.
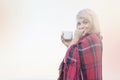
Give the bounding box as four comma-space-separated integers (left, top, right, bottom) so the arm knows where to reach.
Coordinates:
77, 17, 89, 22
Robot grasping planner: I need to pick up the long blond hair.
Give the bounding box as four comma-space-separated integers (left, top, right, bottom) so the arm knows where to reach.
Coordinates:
76, 9, 100, 34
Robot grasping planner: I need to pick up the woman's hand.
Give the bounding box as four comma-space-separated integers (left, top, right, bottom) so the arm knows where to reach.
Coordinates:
61, 33, 72, 47
72, 27, 87, 44
61, 27, 87, 47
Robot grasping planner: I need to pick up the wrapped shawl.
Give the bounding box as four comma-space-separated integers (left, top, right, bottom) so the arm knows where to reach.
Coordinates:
58, 33, 103, 80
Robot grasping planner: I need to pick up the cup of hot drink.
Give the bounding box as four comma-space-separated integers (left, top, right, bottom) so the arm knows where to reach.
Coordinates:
62, 31, 73, 40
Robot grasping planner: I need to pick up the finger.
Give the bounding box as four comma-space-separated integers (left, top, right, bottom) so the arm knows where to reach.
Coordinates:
61, 34, 64, 43
82, 29, 87, 36
77, 28, 86, 36
77, 28, 85, 33
82, 27, 87, 36
61, 33, 64, 39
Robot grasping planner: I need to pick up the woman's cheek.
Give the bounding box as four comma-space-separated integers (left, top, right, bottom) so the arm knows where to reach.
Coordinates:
76, 26, 79, 29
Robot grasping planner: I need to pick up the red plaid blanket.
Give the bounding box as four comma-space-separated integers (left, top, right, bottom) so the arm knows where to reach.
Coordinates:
58, 33, 103, 80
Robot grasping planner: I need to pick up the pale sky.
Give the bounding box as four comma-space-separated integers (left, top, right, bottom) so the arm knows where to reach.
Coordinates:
0, 0, 120, 80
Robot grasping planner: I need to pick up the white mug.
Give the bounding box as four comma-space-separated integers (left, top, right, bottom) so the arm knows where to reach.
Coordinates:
62, 31, 73, 40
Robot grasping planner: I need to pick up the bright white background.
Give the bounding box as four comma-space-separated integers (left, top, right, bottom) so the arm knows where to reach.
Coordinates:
0, 0, 120, 80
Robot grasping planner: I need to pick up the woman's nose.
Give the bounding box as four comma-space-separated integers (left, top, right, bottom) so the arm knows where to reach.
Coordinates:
78, 25, 84, 29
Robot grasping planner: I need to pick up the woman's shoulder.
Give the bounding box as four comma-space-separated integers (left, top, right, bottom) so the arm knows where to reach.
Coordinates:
78, 33, 102, 44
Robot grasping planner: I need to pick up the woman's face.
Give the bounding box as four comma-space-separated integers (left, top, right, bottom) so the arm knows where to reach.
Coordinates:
76, 18, 92, 33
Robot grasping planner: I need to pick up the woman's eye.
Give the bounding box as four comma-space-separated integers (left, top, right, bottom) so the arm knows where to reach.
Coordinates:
77, 22, 81, 25
83, 21, 88, 24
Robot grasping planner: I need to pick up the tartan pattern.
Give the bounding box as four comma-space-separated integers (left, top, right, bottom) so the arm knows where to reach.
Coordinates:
58, 33, 102, 80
